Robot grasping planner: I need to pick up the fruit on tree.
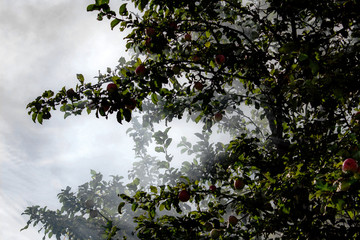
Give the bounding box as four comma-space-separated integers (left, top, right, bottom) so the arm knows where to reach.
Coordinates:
178, 189, 190, 202
125, 98, 137, 110
184, 33, 191, 41
209, 185, 216, 192
146, 27, 156, 37
85, 199, 95, 209
194, 82, 204, 91
214, 112, 223, 122
101, 100, 111, 112
168, 22, 178, 30
107, 83, 118, 93
342, 158, 358, 173
215, 54, 226, 65
210, 229, 220, 239
66, 88, 76, 98
145, 38, 152, 47
192, 55, 200, 62
228, 215, 238, 226
172, 65, 181, 74
135, 65, 146, 76
234, 178, 245, 190
89, 209, 99, 218
203, 222, 213, 231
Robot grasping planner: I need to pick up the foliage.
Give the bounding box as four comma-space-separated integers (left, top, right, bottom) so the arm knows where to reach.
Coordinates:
23, 0, 360, 239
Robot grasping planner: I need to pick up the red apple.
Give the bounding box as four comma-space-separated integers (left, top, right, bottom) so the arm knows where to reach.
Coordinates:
145, 38, 152, 47
194, 82, 204, 91
146, 27, 156, 37
135, 65, 146, 76
107, 83, 118, 93
228, 215, 238, 226
192, 55, 200, 62
101, 101, 110, 112
66, 88, 76, 98
168, 22, 178, 30
184, 33, 192, 41
178, 190, 190, 202
234, 179, 245, 190
209, 185, 216, 192
125, 98, 137, 110
342, 158, 358, 173
214, 112, 223, 122
215, 54, 226, 65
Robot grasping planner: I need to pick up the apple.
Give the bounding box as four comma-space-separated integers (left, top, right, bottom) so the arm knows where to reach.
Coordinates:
107, 83, 118, 93
168, 22, 178, 30
145, 27, 156, 37
178, 189, 190, 202
125, 98, 137, 110
192, 55, 200, 62
89, 209, 99, 218
228, 215, 238, 226
66, 88, 76, 98
215, 54, 226, 65
214, 112, 223, 122
194, 82, 204, 91
135, 65, 146, 76
342, 158, 358, 173
172, 65, 181, 74
234, 178, 245, 190
101, 100, 110, 112
184, 33, 191, 41
203, 222, 213, 231
210, 229, 220, 239
145, 38, 152, 47
209, 185, 216, 192
85, 199, 95, 209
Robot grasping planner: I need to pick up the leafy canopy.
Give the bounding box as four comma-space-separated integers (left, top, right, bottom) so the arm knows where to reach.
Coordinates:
23, 0, 360, 239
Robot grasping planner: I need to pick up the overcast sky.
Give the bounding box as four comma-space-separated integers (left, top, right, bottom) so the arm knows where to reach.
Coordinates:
0, 1, 138, 239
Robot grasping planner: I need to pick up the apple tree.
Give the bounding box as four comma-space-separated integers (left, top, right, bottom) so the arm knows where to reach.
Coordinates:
24, 0, 360, 239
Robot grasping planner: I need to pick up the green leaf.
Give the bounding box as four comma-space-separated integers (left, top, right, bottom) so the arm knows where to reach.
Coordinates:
110, 19, 121, 30
155, 146, 165, 153
150, 186, 157, 194
76, 74, 84, 84
37, 112, 43, 124
119, 3, 128, 16
151, 93, 158, 104
139, 0, 149, 11
118, 202, 125, 214
116, 111, 123, 124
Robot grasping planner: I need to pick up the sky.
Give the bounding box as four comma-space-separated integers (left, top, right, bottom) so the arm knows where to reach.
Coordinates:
0, 1, 219, 239
0, 1, 136, 239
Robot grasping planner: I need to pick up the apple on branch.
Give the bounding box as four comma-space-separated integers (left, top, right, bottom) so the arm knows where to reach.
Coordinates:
135, 65, 146, 76
342, 158, 359, 173
184, 33, 191, 41
178, 189, 190, 202
234, 178, 245, 190
145, 27, 156, 37
215, 54, 226, 65
106, 83, 118, 93
214, 112, 223, 122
